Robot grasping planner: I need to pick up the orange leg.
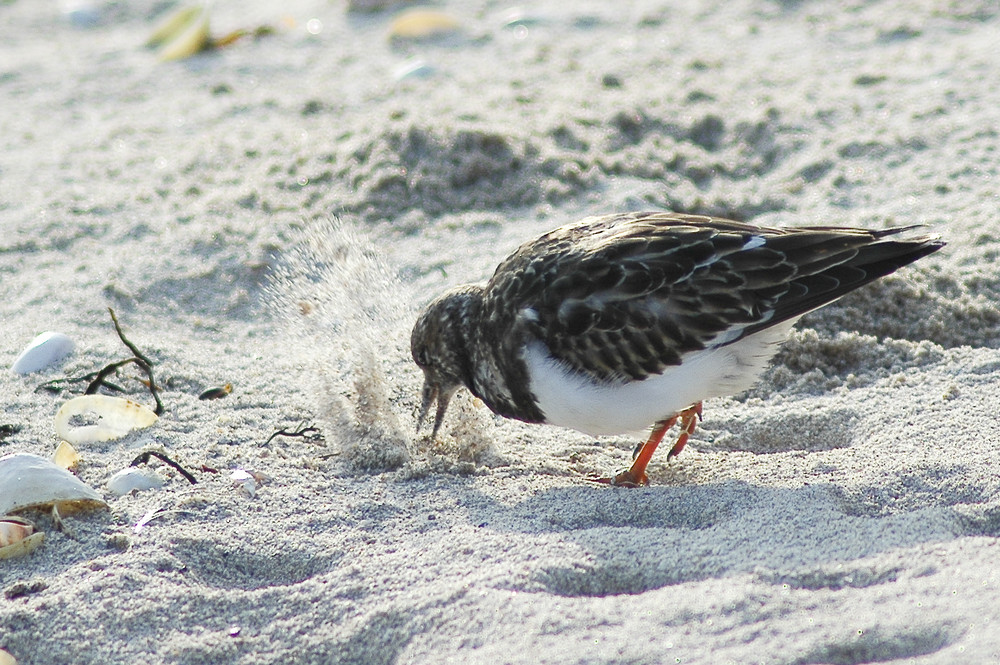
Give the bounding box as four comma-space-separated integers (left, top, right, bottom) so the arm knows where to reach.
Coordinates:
591, 402, 703, 487
667, 402, 702, 460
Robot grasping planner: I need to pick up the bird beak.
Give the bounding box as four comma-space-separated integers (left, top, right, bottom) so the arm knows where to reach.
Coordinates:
416, 378, 455, 439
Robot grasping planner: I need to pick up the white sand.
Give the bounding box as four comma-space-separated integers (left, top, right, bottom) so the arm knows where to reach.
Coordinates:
2, 0, 1000, 663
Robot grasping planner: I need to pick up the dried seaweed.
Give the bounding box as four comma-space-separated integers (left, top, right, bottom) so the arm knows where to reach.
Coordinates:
34, 308, 163, 415
130, 450, 198, 485
0, 424, 21, 443
264, 420, 323, 446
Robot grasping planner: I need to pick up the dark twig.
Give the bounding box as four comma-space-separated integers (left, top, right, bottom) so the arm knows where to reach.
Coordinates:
264, 420, 323, 446
85, 358, 143, 394
109, 308, 154, 367
104, 309, 164, 415
84, 356, 164, 415
130, 450, 198, 485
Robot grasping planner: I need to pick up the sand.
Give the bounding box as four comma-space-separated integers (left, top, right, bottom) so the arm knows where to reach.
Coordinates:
2, 0, 1000, 663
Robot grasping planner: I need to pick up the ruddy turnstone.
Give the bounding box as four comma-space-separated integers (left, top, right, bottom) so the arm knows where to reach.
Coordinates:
411, 212, 943, 486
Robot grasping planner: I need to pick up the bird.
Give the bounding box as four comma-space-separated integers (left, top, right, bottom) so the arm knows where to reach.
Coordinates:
410, 211, 944, 486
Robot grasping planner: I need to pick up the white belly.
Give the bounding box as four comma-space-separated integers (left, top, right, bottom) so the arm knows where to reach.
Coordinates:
523, 319, 799, 436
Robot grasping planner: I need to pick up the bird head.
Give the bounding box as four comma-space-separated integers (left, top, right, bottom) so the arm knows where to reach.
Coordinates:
410, 286, 481, 438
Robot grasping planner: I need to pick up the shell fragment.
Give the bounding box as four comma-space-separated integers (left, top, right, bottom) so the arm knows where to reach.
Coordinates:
147, 5, 211, 61
54, 395, 158, 445
0, 517, 44, 560
107, 468, 165, 496
53, 440, 82, 470
388, 9, 461, 40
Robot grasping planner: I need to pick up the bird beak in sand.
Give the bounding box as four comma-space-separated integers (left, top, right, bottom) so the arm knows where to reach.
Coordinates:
416, 379, 455, 439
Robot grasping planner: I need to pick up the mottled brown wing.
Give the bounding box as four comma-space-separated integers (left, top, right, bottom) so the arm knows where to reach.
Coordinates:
483, 212, 942, 385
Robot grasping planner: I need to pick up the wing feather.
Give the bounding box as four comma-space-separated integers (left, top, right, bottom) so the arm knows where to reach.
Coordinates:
482, 212, 942, 385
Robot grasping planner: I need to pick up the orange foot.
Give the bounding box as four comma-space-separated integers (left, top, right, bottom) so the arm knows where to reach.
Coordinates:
590, 402, 703, 487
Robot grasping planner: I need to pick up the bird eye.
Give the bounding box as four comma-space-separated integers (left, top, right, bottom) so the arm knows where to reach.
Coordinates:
414, 348, 430, 367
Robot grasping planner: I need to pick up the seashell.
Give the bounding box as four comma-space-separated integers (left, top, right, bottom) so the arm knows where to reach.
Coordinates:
198, 383, 233, 400
347, 0, 412, 12
147, 5, 211, 61
497, 7, 546, 29
106, 468, 165, 496
61, 0, 100, 27
11, 331, 75, 375
53, 440, 82, 470
54, 395, 158, 445
0, 531, 44, 560
231, 468, 269, 499
388, 9, 461, 40
0, 453, 107, 515
0, 647, 16, 665
0, 516, 35, 547
393, 58, 436, 81
0, 516, 45, 560
146, 5, 201, 46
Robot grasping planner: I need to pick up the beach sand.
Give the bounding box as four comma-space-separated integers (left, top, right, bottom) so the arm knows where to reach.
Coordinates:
2, 0, 999, 663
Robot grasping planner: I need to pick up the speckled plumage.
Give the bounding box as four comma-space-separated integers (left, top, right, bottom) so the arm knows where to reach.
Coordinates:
411, 211, 943, 483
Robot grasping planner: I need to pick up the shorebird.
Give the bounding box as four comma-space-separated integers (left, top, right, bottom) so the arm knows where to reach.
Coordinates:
410, 212, 943, 486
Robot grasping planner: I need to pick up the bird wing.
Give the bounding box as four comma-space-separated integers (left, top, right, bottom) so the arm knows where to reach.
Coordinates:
484, 211, 942, 384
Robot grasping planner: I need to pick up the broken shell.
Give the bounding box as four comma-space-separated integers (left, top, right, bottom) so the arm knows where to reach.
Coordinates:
388, 9, 461, 40
54, 395, 158, 445
393, 58, 436, 81
231, 468, 269, 499
147, 4, 211, 61
107, 468, 165, 496
0, 516, 35, 547
198, 383, 233, 400
53, 440, 82, 470
0, 516, 44, 560
146, 5, 201, 46
0, 453, 106, 515
0, 531, 44, 560
11, 331, 75, 374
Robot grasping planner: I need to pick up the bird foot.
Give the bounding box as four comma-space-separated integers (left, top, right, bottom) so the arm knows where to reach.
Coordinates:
589, 402, 703, 487
588, 469, 648, 487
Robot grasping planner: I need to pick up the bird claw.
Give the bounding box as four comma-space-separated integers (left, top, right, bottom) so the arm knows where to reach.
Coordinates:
587, 470, 648, 488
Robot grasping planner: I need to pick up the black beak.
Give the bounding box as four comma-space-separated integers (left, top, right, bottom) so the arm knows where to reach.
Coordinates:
416, 379, 455, 439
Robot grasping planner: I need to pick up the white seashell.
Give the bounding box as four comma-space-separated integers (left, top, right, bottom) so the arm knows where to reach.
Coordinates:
0, 453, 106, 515
231, 469, 257, 498
0, 647, 16, 664
61, 0, 100, 27
11, 331, 75, 374
106, 468, 165, 496
54, 395, 158, 445
231, 469, 269, 498
393, 58, 436, 81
